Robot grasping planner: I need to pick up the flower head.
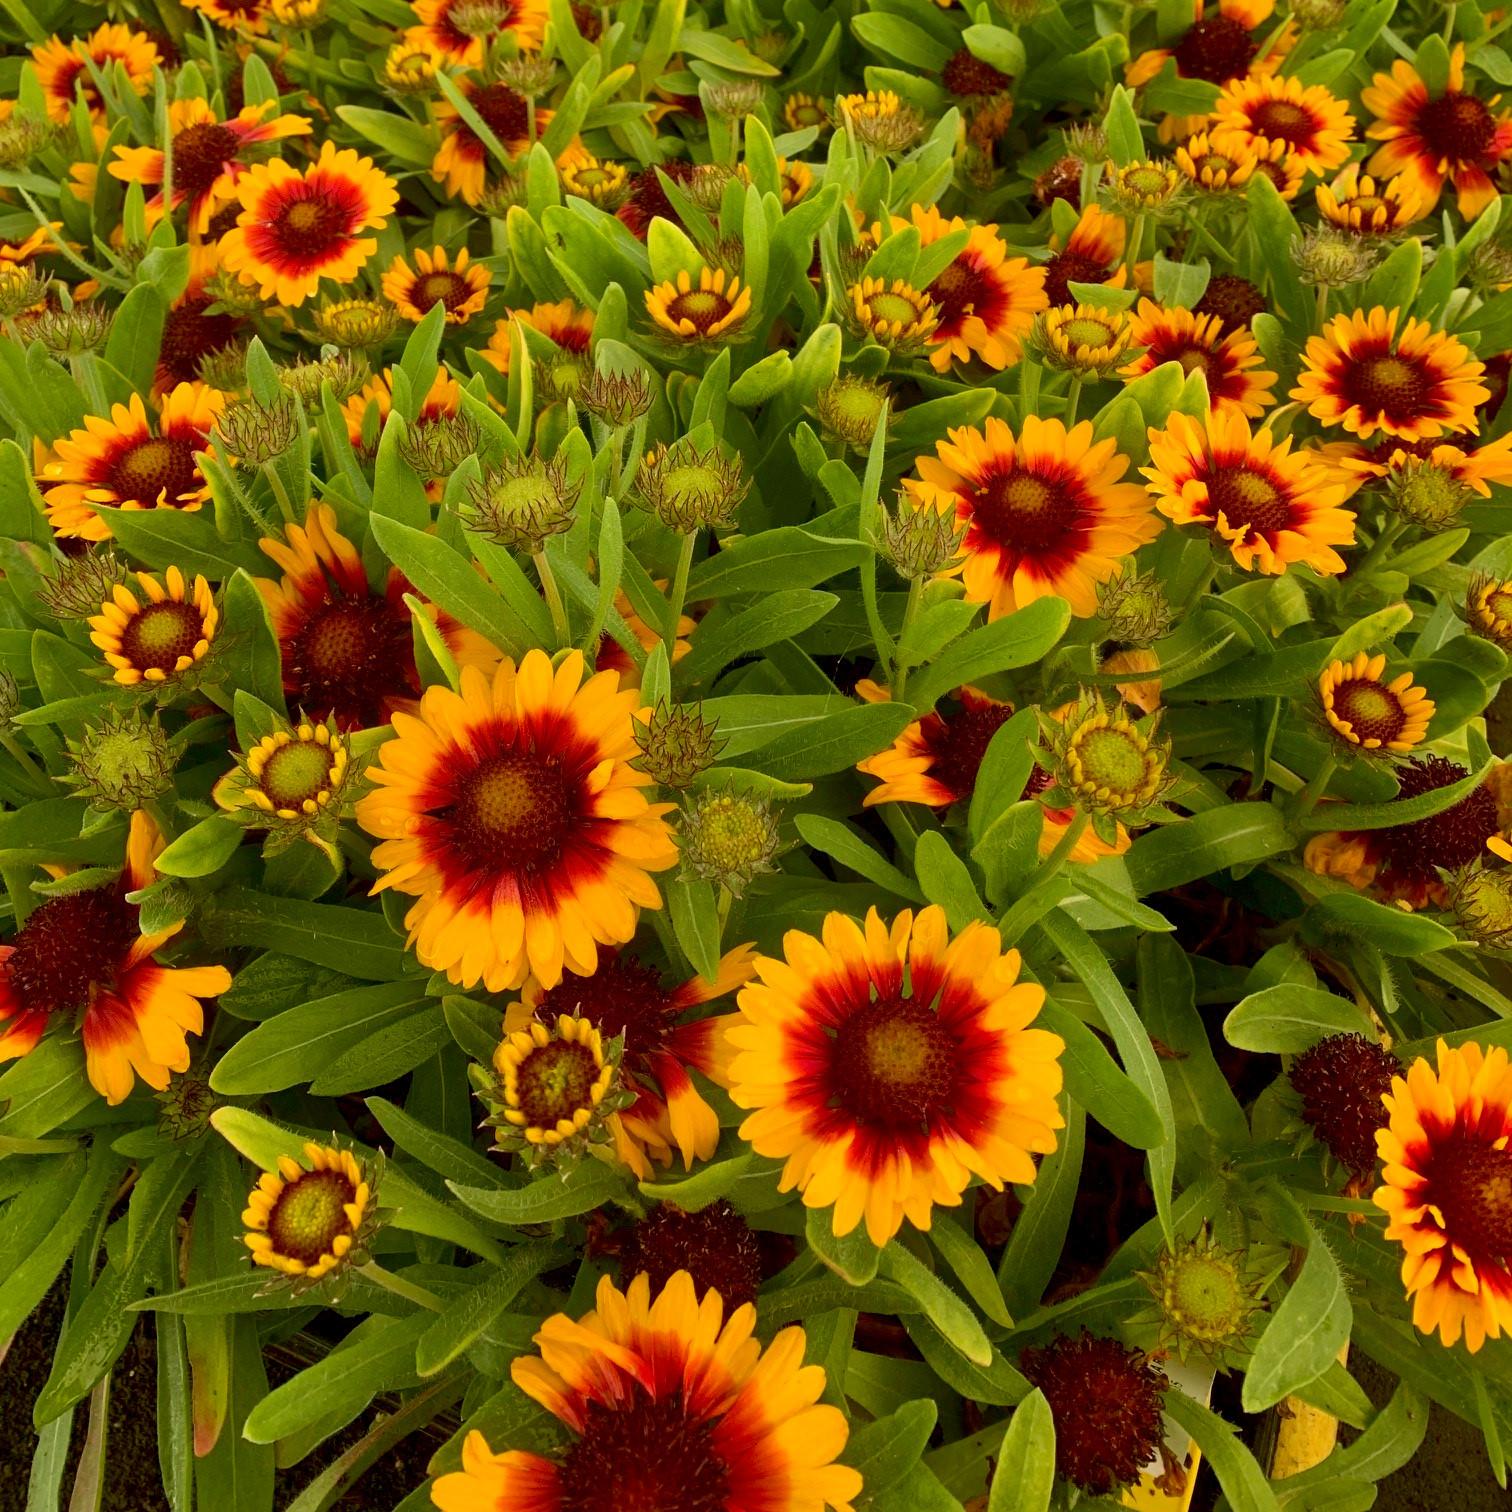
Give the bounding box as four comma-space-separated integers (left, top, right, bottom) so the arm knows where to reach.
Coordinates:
1041, 689, 1174, 823
1318, 652, 1434, 755
430, 1272, 862, 1512
432, 82, 550, 205
1137, 1228, 1270, 1367
1317, 165, 1424, 234
559, 150, 629, 209
382, 245, 489, 325
645, 266, 752, 344
1211, 73, 1356, 175
214, 716, 353, 843
1175, 130, 1257, 192
612, 1199, 764, 1308
678, 788, 783, 896
847, 276, 939, 353
728, 905, 1063, 1246
357, 653, 678, 992
636, 438, 749, 532
1291, 1033, 1402, 1179
68, 707, 177, 812
1375, 1040, 1512, 1350
1467, 573, 1512, 651
837, 89, 924, 152
88, 566, 218, 687
462, 454, 579, 552
215, 392, 302, 465
632, 702, 724, 789
312, 297, 398, 348
858, 688, 1013, 809
875, 491, 965, 579
243, 1142, 373, 1282
1034, 301, 1134, 377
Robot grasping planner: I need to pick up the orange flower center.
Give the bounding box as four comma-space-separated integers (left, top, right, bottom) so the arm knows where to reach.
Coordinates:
666, 287, 732, 331
972, 468, 1076, 552
119, 599, 204, 672
452, 750, 572, 869
1330, 677, 1406, 745
1432, 1140, 1512, 1261
111, 435, 200, 507
534, 955, 675, 1065
513, 1039, 598, 1127
267, 1168, 356, 1265
1346, 354, 1430, 423
832, 997, 956, 1128
3, 887, 138, 1015
170, 121, 240, 201
1418, 91, 1496, 162
558, 1391, 730, 1512
1206, 466, 1289, 539
412, 270, 471, 313
1173, 14, 1257, 84
1249, 99, 1315, 144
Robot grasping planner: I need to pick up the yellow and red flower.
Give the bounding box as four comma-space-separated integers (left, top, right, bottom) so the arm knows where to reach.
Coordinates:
432, 82, 551, 205
254, 501, 495, 729
1119, 300, 1277, 418
1292, 307, 1488, 442
893, 204, 1048, 372
431, 1271, 862, 1512
182, 0, 278, 32
727, 905, 1064, 1247
1304, 756, 1512, 909
0, 812, 229, 1103
646, 267, 752, 343
1211, 73, 1356, 176
155, 245, 248, 393
1364, 44, 1512, 220
482, 300, 595, 378
1316, 165, 1425, 235
220, 142, 398, 307
38, 383, 226, 543
32, 23, 159, 122
503, 945, 756, 1178
405, 0, 547, 66
1143, 410, 1355, 575
1375, 1040, 1512, 1352
243, 1143, 371, 1280
1318, 652, 1434, 754
904, 415, 1161, 619
340, 365, 462, 455
1041, 204, 1127, 308
381, 245, 489, 325
108, 98, 312, 237
858, 687, 1014, 808
355, 652, 678, 993
88, 566, 219, 686
1174, 130, 1258, 193
1334, 431, 1512, 496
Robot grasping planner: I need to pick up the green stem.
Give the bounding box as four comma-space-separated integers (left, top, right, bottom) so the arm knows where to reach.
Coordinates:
357, 1262, 443, 1313
1177, 557, 1218, 616
1444, 3, 1458, 41
1064, 375, 1083, 429
0, 730, 49, 792
1315, 281, 1329, 331
1354, 516, 1408, 577
890, 575, 924, 700
664, 529, 698, 657
260, 461, 295, 522
534, 549, 571, 649
1125, 213, 1145, 282
1289, 753, 1338, 825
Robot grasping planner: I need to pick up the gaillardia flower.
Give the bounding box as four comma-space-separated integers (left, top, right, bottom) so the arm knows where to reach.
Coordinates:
39, 383, 226, 542
727, 905, 1064, 1246
0, 812, 230, 1103
1375, 1040, 1512, 1351
1364, 44, 1512, 219
904, 415, 1161, 619
381, 245, 489, 325
1174, 130, 1258, 193
255, 503, 496, 729
646, 266, 752, 344
214, 716, 351, 826
504, 946, 755, 1177
243, 1142, 372, 1281
357, 653, 678, 992
219, 142, 399, 306
1316, 165, 1424, 235
1020, 1331, 1169, 1497
1318, 652, 1434, 754
612, 1199, 764, 1308
1292, 308, 1488, 441
1305, 755, 1512, 909
847, 276, 939, 351
1040, 204, 1127, 306
405, 0, 547, 65
897, 203, 1048, 371
107, 97, 312, 236
858, 687, 1013, 808
1211, 73, 1356, 175
1143, 409, 1356, 574
1120, 300, 1277, 417
430, 1272, 862, 1512
32, 23, 159, 122
1126, 0, 1291, 98
88, 565, 218, 686
1291, 1032, 1401, 1179
1467, 572, 1512, 650
432, 82, 551, 205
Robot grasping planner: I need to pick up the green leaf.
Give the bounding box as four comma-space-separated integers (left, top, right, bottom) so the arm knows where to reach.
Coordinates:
368, 513, 510, 651
449, 1160, 632, 1223
852, 12, 952, 71
102, 283, 164, 399
913, 830, 987, 929
667, 872, 720, 980
1103, 85, 1145, 166
747, 700, 917, 781
1296, 759, 1491, 831
1164, 1391, 1281, 1512
217, 570, 286, 715
997, 1096, 1083, 1316
685, 527, 866, 597
416, 1242, 567, 1377
880, 1244, 991, 1366
1038, 1001, 1164, 1148
92, 506, 267, 579
153, 815, 244, 879
794, 814, 924, 901
1243, 1206, 1352, 1412
196, 887, 410, 980
989, 1390, 1055, 1512
1306, 892, 1457, 956
844, 1400, 938, 1503
309, 1004, 451, 1095
638, 1152, 759, 1211
335, 105, 435, 166
1124, 803, 1290, 894
1223, 983, 1375, 1054
1279, 1383, 1427, 1497
930, 1212, 1012, 1328
366, 1095, 506, 1190
907, 598, 1070, 712
806, 1205, 879, 1285
962, 24, 1027, 76
677, 589, 837, 684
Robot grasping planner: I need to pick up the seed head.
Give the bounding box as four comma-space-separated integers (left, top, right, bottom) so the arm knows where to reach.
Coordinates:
1290, 1032, 1401, 1177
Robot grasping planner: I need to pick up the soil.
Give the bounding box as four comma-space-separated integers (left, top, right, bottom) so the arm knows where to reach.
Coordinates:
0, 1282, 445, 1512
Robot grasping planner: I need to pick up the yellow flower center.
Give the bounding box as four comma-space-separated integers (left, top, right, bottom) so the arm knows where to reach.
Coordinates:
1486, 588, 1512, 626
261, 738, 335, 808
267, 1168, 355, 1265
1061, 316, 1116, 348
513, 1039, 599, 1128
1075, 725, 1150, 796
120, 599, 203, 672
868, 290, 924, 326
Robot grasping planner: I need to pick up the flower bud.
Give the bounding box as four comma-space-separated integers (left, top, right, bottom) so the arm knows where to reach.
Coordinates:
67, 707, 176, 812
636, 439, 750, 533
678, 787, 782, 896
461, 453, 580, 551
633, 701, 725, 788
216, 392, 302, 465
